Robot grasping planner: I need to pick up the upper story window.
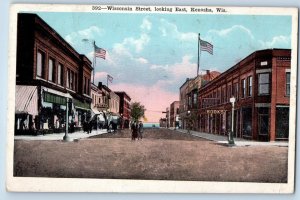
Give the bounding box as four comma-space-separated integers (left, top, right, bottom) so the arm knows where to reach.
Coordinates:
233, 82, 239, 100
247, 76, 253, 97
37, 51, 44, 78
241, 79, 246, 98
258, 73, 270, 95
66, 68, 75, 90
286, 72, 290, 96
48, 58, 54, 82
83, 77, 90, 95
227, 84, 232, 102
193, 92, 197, 107
57, 63, 63, 86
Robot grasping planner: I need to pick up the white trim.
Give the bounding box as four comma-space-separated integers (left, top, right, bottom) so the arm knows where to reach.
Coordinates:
255, 103, 271, 107
256, 68, 272, 74
276, 105, 290, 108
285, 69, 291, 72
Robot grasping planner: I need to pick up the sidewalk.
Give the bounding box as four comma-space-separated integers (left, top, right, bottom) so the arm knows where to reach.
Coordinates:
175, 129, 288, 147
14, 129, 108, 141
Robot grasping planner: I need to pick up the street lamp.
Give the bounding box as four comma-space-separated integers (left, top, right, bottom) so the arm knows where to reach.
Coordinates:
229, 96, 236, 145
63, 98, 73, 142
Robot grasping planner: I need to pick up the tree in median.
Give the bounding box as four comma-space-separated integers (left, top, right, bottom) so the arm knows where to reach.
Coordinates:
130, 102, 146, 122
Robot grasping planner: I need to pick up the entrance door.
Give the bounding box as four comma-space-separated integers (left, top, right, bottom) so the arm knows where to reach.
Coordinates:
258, 114, 269, 138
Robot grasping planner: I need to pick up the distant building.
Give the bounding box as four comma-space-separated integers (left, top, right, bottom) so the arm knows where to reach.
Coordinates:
15, 13, 92, 134
159, 118, 167, 128
166, 107, 170, 128
94, 82, 120, 126
198, 49, 291, 141
179, 71, 220, 130
115, 92, 131, 128
169, 101, 180, 128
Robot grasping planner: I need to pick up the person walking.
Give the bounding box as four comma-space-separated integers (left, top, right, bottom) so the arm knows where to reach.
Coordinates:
138, 121, 143, 140
131, 121, 138, 140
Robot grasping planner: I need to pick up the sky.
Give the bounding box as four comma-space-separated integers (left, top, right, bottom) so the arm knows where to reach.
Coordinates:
35, 11, 292, 122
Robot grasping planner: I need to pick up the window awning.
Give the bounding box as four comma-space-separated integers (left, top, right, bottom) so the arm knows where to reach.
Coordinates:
42, 86, 73, 99
15, 85, 38, 116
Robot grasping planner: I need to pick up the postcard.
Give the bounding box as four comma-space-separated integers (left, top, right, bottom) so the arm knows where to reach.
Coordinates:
6, 4, 298, 193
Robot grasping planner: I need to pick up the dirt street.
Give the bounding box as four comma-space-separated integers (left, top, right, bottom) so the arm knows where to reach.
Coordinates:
14, 128, 288, 182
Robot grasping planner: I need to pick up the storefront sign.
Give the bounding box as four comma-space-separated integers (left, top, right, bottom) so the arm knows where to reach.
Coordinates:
206, 110, 226, 114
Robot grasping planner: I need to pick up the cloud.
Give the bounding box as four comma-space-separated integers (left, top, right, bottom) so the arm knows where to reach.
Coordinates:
65, 26, 104, 45
94, 71, 108, 81
207, 25, 254, 40
150, 55, 196, 80
140, 17, 152, 31
159, 19, 197, 42
109, 83, 178, 122
136, 57, 149, 64
124, 34, 150, 53
259, 35, 291, 49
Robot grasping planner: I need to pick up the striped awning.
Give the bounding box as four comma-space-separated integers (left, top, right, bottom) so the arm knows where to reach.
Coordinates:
15, 85, 38, 116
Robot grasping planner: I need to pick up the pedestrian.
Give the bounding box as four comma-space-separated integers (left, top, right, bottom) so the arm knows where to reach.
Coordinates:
138, 121, 143, 140
131, 121, 138, 140
88, 120, 93, 134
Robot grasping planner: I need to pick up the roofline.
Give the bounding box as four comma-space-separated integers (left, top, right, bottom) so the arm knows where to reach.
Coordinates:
20, 13, 92, 66
199, 48, 291, 91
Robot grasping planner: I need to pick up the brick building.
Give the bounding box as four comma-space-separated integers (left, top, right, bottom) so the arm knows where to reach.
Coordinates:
115, 92, 131, 128
198, 49, 291, 141
15, 13, 92, 134
169, 101, 180, 128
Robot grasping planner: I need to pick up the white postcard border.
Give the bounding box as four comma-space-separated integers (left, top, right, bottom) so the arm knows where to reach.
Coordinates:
6, 4, 298, 193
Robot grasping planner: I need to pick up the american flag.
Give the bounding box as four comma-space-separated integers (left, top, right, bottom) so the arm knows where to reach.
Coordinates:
107, 74, 113, 83
200, 39, 213, 55
94, 45, 106, 59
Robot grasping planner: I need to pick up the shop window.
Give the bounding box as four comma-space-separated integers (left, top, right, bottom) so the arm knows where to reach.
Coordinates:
37, 51, 44, 78
242, 107, 252, 137
286, 72, 290, 96
258, 73, 270, 95
276, 107, 289, 139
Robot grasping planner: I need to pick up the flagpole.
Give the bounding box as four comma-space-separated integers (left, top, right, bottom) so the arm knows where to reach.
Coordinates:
197, 33, 201, 77
93, 41, 96, 84
107, 75, 109, 88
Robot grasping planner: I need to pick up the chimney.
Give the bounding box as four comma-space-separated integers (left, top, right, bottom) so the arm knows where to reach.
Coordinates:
98, 82, 102, 89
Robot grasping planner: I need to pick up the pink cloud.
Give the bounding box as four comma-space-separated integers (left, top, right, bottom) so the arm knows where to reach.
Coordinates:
110, 83, 178, 122
94, 71, 108, 83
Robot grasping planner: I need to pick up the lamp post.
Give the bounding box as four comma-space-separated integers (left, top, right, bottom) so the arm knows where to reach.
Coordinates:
187, 110, 191, 133
229, 96, 236, 145
63, 98, 73, 142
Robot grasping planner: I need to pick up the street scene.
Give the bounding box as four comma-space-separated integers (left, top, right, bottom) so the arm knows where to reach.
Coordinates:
13, 8, 293, 184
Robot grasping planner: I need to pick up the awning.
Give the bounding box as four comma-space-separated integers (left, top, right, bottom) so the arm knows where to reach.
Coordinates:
91, 107, 100, 115
41, 86, 72, 99
15, 85, 38, 116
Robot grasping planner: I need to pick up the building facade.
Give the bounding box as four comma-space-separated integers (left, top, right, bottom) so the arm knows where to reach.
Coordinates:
15, 13, 92, 134
169, 101, 180, 128
198, 49, 291, 141
179, 71, 220, 130
115, 92, 131, 128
